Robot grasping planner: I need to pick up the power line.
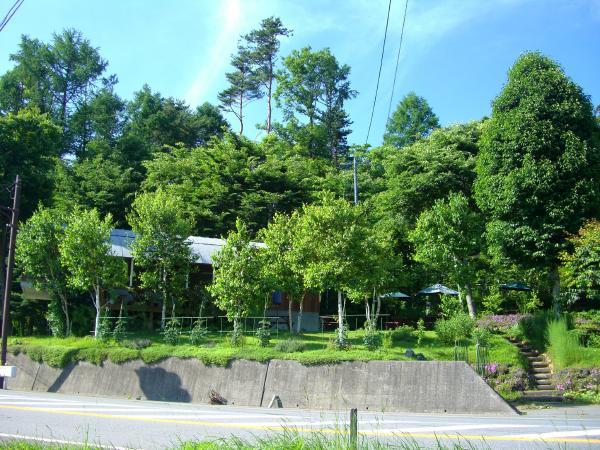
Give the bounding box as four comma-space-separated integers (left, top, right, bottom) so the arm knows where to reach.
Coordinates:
0, 0, 24, 33
386, 0, 409, 123
365, 0, 392, 145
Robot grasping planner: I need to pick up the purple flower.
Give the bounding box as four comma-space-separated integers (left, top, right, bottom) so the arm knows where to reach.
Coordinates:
556, 384, 564, 391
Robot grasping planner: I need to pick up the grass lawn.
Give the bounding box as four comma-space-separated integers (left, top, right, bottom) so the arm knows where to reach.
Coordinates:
7, 329, 524, 369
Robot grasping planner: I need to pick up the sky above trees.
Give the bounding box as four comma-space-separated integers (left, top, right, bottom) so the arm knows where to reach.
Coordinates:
1, 0, 598, 146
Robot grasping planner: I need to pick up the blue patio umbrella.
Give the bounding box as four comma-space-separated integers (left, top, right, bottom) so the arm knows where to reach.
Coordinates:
379, 291, 410, 299
499, 282, 531, 292
417, 284, 459, 296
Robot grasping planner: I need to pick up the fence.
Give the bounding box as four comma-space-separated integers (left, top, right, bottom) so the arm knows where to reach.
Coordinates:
453, 339, 491, 376
319, 314, 391, 333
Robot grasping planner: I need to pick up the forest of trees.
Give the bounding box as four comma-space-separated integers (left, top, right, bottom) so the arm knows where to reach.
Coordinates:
3, 18, 600, 338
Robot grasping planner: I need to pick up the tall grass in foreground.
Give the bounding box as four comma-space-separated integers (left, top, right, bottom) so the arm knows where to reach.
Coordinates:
547, 317, 584, 369
176, 427, 488, 450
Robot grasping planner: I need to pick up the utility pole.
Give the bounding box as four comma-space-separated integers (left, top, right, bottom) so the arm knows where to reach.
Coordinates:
1, 175, 20, 389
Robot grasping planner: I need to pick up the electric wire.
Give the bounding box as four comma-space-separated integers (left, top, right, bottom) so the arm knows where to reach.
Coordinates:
365, 0, 392, 145
386, 0, 409, 123
0, 0, 24, 33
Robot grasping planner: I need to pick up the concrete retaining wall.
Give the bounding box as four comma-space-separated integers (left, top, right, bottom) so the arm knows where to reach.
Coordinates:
6, 354, 516, 415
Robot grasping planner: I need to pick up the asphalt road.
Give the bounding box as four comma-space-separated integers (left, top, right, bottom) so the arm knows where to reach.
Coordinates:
0, 390, 599, 449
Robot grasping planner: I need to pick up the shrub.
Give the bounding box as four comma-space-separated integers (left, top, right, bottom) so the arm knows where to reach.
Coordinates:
363, 331, 382, 350
46, 298, 65, 337
274, 339, 306, 353
477, 313, 530, 332
122, 338, 152, 350
382, 325, 414, 348
112, 315, 128, 342
255, 320, 271, 347
547, 317, 584, 369
553, 368, 600, 403
162, 318, 180, 345
434, 312, 475, 344
189, 320, 208, 346
96, 311, 112, 341
229, 326, 245, 347
107, 347, 140, 364
483, 363, 533, 393
440, 295, 463, 319
472, 326, 492, 346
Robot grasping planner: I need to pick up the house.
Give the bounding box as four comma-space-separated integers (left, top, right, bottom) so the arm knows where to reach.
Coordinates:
22, 229, 322, 332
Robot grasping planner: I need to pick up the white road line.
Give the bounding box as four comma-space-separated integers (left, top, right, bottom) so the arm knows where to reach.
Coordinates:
0, 432, 134, 450
378, 423, 540, 434
506, 428, 600, 439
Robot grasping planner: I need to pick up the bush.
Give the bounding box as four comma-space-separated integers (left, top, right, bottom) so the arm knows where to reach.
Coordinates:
274, 339, 306, 353
96, 311, 112, 341
547, 317, 584, 369
472, 326, 492, 346
434, 313, 475, 344
382, 325, 414, 348
552, 367, 600, 403
255, 320, 271, 347
363, 331, 382, 350
162, 318, 180, 345
46, 298, 65, 337
483, 363, 533, 393
112, 315, 127, 342
189, 320, 208, 346
440, 295, 463, 319
122, 338, 152, 350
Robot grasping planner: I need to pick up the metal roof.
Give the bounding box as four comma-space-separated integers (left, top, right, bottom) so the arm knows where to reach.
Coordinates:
110, 229, 259, 265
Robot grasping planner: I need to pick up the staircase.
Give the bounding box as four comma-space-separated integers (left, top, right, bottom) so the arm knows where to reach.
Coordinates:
507, 337, 563, 402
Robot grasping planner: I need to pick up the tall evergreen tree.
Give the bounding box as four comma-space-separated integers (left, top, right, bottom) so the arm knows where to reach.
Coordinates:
474, 52, 600, 312
244, 17, 291, 134
218, 46, 262, 135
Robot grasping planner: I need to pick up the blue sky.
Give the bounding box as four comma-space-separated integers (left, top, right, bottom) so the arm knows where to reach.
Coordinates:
1, 0, 599, 146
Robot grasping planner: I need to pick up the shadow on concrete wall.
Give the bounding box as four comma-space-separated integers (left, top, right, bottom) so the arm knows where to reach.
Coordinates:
135, 366, 191, 402
47, 364, 75, 393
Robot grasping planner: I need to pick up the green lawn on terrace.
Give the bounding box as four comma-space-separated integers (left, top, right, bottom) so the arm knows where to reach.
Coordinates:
7, 330, 523, 369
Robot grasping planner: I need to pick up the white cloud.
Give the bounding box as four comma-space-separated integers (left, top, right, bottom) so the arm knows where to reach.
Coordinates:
184, 0, 242, 106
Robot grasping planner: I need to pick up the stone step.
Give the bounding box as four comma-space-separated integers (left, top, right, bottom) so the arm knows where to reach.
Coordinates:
530, 367, 551, 374
524, 390, 562, 397
536, 384, 556, 390
527, 356, 544, 362
531, 361, 548, 367
522, 351, 539, 357
533, 373, 552, 380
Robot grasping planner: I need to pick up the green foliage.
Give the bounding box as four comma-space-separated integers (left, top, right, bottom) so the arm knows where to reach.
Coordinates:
561, 220, 600, 302
96, 313, 112, 342
547, 317, 584, 369
162, 319, 181, 346
482, 288, 504, 314
362, 330, 383, 351
384, 92, 440, 148
475, 52, 600, 272
189, 321, 208, 346
128, 189, 194, 321
434, 313, 475, 345
410, 192, 484, 315
275, 47, 356, 163
274, 339, 306, 353
121, 338, 152, 350
229, 327, 246, 348
383, 326, 414, 349
112, 313, 128, 342
439, 295, 463, 319
255, 320, 271, 347
46, 298, 65, 338
209, 219, 266, 331
472, 326, 492, 346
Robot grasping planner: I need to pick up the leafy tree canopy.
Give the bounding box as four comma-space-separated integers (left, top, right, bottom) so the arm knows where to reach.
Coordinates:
384, 92, 440, 149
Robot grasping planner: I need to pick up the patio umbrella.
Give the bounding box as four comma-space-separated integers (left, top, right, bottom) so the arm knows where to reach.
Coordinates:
499, 282, 531, 292
379, 291, 410, 299
417, 284, 459, 296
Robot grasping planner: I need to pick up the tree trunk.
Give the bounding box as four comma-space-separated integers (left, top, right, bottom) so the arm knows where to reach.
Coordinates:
93, 286, 101, 338
239, 93, 244, 135
58, 292, 70, 337
266, 67, 272, 133
365, 297, 371, 331
465, 283, 476, 318
161, 292, 167, 330
288, 295, 294, 334
551, 266, 561, 318
337, 290, 344, 340
296, 293, 305, 334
